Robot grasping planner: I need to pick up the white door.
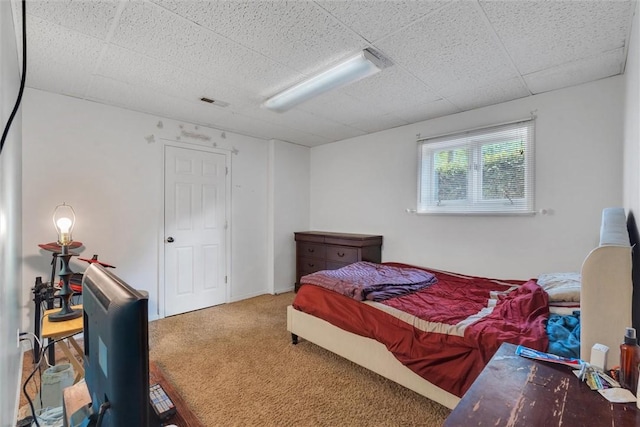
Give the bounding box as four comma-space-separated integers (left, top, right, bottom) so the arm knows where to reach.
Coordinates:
164, 145, 227, 316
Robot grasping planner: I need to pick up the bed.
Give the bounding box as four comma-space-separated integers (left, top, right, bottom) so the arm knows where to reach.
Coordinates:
286, 207, 633, 409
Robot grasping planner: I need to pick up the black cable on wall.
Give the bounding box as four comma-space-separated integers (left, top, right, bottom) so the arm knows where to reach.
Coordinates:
0, 0, 27, 157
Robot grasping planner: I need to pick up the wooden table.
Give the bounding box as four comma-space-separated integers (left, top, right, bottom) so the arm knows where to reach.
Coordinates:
41, 305, 84, 382
444, 342, 640, 426
62, 361, 203, 427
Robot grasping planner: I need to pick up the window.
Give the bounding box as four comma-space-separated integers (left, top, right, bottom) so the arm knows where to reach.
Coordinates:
418, 119, 534, 214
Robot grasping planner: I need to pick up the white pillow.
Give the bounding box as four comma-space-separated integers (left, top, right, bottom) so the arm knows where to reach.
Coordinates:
537, 272, 581, 302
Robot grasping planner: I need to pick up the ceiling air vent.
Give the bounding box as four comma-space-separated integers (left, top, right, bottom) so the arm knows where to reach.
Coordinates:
200, 97, 229, 108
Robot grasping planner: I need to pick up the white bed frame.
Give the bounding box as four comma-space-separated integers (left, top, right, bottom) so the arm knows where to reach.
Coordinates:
287, 208, 633, 409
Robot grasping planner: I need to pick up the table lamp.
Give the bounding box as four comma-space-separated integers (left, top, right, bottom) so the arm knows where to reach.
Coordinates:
49, 203, 82, 322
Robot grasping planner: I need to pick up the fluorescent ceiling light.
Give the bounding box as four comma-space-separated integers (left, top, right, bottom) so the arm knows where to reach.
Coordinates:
263, 49, 388, 113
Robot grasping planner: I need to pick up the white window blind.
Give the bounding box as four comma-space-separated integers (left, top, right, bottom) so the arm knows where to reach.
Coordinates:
417, 119, 535, 215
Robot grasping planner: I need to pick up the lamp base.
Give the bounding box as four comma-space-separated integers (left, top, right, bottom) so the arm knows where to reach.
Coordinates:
49, 306, 82, 322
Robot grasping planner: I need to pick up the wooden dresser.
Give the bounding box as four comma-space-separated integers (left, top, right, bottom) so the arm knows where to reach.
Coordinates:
294, 231, 383, 292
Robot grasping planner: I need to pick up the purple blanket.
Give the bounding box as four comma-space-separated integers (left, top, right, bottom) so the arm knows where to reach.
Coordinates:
300, 262, 437, 301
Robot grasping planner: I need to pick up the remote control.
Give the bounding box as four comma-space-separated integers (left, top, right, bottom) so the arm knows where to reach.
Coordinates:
149, 383, 176, 420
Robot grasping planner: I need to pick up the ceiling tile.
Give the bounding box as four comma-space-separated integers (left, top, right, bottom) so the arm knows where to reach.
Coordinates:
524, 49, 625, 95
27, 0, 120, 40
298, 91, 402, 128
110, 1, 297, 96
316, 0, 448, 43
445, 77, 530, 111
26, 15, 104, 97
152, 0, 367, 75
348, 113, 410, 134
480, 0, 634, 75
97, 45, 256, 110
391, 99, 461, 124
342, 65, 440, 114
376, 1, 520, 97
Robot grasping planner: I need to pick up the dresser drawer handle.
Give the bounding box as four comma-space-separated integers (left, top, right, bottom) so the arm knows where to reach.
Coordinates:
307, 263, 315, 268
307, 248, 315, 253
337, 252, 345, 257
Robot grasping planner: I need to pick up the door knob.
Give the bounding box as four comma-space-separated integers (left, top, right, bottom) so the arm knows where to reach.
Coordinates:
166, 237, 174, 243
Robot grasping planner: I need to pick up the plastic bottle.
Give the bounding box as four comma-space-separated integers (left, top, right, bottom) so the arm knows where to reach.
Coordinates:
619, 327, 640, 392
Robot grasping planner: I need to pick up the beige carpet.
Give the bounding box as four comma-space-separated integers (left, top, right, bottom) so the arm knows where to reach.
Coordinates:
149, 292, 451, 426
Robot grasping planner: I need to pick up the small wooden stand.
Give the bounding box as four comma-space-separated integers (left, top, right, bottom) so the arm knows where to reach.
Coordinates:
42, 305, 84, 382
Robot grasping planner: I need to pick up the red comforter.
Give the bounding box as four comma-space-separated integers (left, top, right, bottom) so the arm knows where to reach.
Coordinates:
293, 263, 549, 397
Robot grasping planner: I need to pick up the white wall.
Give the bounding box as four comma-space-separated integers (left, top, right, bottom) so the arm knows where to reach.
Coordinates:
268, 140, 310, 293
21, 89, 271, 331
1, 0, 23, 423
624, 2, 640, 216
311, 77, 624, 279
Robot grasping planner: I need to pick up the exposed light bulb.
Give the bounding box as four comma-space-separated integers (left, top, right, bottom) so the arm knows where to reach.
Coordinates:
57, 217, 72, 244
56, 217, 72, 232
53, 203, 76, 245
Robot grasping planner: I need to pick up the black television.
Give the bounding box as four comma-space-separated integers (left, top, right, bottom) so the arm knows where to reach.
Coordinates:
78, 264, 150, 427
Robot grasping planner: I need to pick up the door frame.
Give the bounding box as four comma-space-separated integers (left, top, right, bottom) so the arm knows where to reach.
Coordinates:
158, 142, 232, 319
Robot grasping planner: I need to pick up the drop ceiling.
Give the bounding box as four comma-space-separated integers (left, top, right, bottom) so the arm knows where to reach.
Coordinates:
12, 0, 637, 147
